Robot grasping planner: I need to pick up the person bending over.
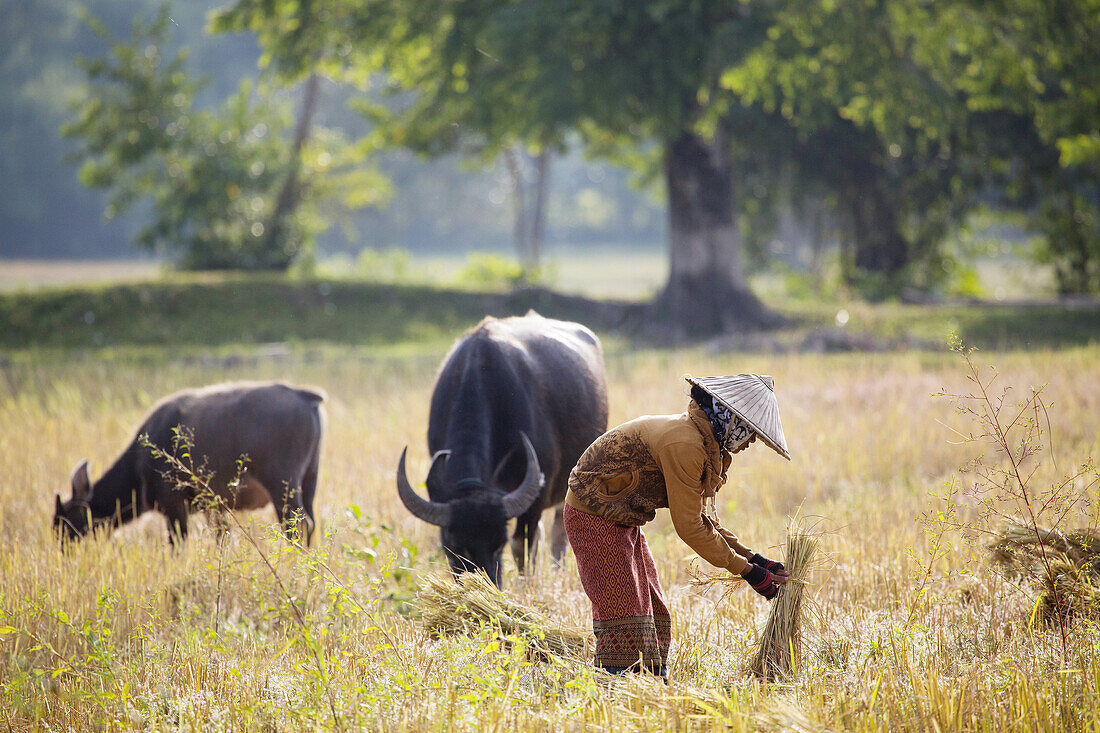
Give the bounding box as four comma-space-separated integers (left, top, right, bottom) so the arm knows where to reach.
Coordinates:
564, 374, 792, 679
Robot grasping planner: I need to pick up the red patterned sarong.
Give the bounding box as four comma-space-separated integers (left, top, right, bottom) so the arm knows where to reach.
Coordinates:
564, 504, 670, 673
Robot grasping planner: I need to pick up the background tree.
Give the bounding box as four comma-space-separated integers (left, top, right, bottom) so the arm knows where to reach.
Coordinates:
217, 0, 793, 335
0, 0, 128, 257
720, 0, 987, 296
213, 0, 562, 279
63, 6, 384, 270
926, 0, 1100, 294
0, 0, 268, 259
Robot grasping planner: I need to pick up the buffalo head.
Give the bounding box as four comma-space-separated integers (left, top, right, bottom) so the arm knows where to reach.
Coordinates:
54, 460, 93, 542
396, 432, 543, 586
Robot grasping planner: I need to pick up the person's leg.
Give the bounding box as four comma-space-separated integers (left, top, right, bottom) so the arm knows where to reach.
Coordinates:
564, 505, 660, 674
639, 529, 671, 680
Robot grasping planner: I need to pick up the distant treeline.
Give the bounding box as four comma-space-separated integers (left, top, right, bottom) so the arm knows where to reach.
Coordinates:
5, 0, 1097, 321
0, 0, 665, 260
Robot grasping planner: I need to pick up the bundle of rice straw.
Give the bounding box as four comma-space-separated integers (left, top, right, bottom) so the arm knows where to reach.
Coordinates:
748, 522, 818, 682
687, 520, 819, 682
991, 521, 1100, 569
417, 571, 592, 659
990, 520, 1100, 622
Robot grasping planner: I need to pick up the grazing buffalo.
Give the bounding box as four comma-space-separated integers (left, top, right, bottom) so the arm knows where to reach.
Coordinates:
54, 381, 325, 545
397, 311, 608, 585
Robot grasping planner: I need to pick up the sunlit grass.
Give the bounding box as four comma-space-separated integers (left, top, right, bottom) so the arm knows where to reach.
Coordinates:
3, 256, 1099, 352
2, 343, 1099, 729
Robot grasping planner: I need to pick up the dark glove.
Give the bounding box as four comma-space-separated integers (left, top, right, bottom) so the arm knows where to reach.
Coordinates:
741, 563, 779, 600
749, 552, 788, 577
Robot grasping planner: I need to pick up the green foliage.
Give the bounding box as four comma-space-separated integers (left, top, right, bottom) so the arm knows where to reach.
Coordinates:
716, 0, 1100, 294
0, 277, 475, 350
61, 5, 383, 271
1033, 184, 1100, 294
920, 0, 1100, 293
14, 0, 1100, 295
354, 248, 413, 283
453, 253, 526, 289
2, 274, 1100, 354
722, 0, 985, 286
942, 264, 984, 300
213, 0, 788, 323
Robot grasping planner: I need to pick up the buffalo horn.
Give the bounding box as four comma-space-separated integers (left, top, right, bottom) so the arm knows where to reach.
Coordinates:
501, 432, 545, 519
396, 447, 453, 527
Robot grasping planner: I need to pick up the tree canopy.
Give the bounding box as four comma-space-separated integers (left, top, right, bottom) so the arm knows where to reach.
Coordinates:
63, 5, 387, 270
28, 0, 1100, 300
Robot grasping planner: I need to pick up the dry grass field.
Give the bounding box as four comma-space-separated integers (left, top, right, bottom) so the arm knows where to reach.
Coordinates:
2, 339, 1099, 731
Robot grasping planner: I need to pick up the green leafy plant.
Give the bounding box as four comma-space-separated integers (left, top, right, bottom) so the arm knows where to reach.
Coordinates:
140, 428, 343, 730
453, 253, 527, 289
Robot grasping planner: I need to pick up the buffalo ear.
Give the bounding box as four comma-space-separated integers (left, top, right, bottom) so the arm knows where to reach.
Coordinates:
55, 494, 64, 515
70, 460, 91, 500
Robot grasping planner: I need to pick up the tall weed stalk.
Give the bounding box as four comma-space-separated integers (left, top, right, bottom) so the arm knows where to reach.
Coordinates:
930, 338, 1100, 654
141, 429, 343, 731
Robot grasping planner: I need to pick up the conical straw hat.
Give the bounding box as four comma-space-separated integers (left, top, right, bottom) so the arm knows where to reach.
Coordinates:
686, 374, 790, 461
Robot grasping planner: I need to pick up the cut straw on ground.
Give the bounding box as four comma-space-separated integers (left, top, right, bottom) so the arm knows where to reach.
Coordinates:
990, 520, 1100, 622
417, 571, 592, 660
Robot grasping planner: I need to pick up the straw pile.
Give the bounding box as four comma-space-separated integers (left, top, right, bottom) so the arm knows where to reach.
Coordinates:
748, 524, 818, 682
417, 571, 592, 660
990, 521, 1100, 622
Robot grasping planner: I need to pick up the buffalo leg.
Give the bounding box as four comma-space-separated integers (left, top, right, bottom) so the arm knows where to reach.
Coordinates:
145, 465, 189, 546
511, 512, 543, 573
549, 505, 568, 566
272, 482, 311, 545
157, 483, 190, 546
165, 511, 188, 546
299, 447, 320, 545
253, 459, 314, 545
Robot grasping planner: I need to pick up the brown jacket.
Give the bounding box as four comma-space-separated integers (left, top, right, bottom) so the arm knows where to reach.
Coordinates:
566, 400, 751, 574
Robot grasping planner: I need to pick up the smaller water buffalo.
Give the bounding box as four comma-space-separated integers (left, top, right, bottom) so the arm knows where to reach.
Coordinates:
54, 381, 325, 544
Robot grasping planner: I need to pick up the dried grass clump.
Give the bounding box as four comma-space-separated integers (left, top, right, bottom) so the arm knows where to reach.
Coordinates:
748, 525, 819, 682
991, 521, 1100, 622
752, 698, 829, 733
417, 571, 592, 660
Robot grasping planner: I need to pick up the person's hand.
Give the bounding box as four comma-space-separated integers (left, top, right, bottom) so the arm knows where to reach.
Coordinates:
740, 563, 779, 600
749, 552, 790, 583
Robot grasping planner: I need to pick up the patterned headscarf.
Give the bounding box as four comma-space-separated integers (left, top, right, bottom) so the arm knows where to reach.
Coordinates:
701, 396, 755, 452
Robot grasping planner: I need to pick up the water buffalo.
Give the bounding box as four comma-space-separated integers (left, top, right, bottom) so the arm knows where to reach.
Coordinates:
397, 311, 609, 585
54, 381, 325, 545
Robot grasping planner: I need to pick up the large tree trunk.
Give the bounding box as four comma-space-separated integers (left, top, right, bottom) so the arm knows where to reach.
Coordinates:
660, 130, 774, 337
529, 149, 550, 271
846, 160, 907, 276
503, 145, 528, 267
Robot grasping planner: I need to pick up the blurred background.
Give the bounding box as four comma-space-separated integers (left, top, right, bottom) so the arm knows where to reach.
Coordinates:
1, 0, 1096, 326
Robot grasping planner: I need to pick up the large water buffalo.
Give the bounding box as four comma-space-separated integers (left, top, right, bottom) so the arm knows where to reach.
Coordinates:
54, 381, 325, 544
397, 311, 609, 586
